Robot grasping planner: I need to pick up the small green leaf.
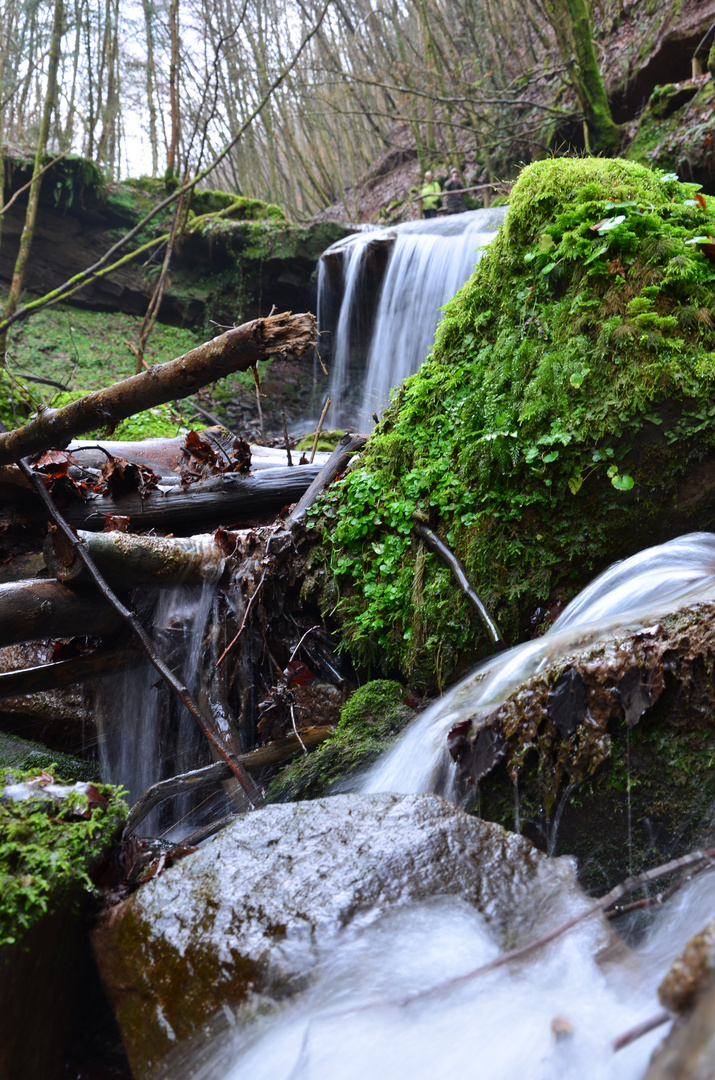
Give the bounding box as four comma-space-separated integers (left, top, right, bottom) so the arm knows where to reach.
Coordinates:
543, 450, 559, 463
611, 473, 634, 491
541, 261, 557, 275
568, 475, 583, 494
584, 243, 608, 266
569, 369, 589, 388
607, 464, 618, 478
597, 215, 626, 233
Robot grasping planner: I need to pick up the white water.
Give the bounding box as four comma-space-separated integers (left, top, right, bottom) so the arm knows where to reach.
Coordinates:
320, 209, 506, 429
97, 582, 219, 833
202, 534, 715, 1080
362, 532, 715, 800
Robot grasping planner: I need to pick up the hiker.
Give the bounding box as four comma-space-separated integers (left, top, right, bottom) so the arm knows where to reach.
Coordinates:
443, 168, 467, 214
420, 171, 441, 218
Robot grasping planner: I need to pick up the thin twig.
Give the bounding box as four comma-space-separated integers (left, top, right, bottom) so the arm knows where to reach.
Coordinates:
402, 849, 715, 1005
13, 449, 261, 807
612, 1011, 671, 1052
215, 568, 268, 668
282, 410, 293, 467
310, 397, 331, 463
289, 624, 322, 663
414, 522, 503, 646
290, 704, 308, 754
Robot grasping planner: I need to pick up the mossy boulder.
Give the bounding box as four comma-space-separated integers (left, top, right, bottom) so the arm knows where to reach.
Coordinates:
266, 680, 414, 801
627, 78, 715, 190
189, 189, 285, 221
448, 600, 715, 890
317, 157, 715, 690
0, 767, 126, 1079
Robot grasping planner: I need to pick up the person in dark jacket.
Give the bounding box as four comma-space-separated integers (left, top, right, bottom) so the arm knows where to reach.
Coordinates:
443, 168, 467, 214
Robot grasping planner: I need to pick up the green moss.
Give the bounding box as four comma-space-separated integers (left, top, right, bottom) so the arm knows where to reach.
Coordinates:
295, 429, 345, 452
266, 680, 413, 801
0, 766, 126, 947
0, 732, 99, 783
190, 190, 285, 222
317, 157, 715, 690
627, 80, 715, 176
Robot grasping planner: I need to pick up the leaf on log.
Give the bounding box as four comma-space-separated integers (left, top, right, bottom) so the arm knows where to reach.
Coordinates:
31, 450, 93, 502
616, 665, 664, 728
547, 668, 587, 738
178, 431, 252, 486
96, 455, 160, 498
102, 515, 130, 533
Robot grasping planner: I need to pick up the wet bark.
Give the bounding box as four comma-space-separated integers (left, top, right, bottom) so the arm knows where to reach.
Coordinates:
59, 465, 322, 534
44, 529, 228, 587
0, 579, 119, 646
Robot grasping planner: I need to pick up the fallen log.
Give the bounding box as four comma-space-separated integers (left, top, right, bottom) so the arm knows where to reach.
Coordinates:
0, 646, 136, 700
0, 579, 119, 646
44, 529, 228, 587
15, 449, 263, 806
59, 464, 322, 534
0, 311, 316, 466
67, 430, 332, 476
66, 430, 332, 476
125, 725, 334, 834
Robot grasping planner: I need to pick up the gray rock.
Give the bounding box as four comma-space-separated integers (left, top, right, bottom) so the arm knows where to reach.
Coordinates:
92, 792, 583, 1077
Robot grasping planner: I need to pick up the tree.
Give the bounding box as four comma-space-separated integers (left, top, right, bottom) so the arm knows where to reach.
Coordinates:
538, 0, 621, 154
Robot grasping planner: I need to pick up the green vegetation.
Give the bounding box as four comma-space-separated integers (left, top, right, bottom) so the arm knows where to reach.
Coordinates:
189, 190, 285, 222
266, 680, 413, 801
0, 731, 99, 783
316, 157, 715, 689
1, 300, 203, 433
0, 765, 126, 947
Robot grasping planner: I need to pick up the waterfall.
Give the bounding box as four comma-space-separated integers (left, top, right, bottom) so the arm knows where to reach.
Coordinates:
95, 581, 221, 836
360, 532, 715, 799
319, 209, 506, 429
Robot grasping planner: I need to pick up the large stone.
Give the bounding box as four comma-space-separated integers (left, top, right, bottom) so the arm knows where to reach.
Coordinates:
91, 792, 583, 1077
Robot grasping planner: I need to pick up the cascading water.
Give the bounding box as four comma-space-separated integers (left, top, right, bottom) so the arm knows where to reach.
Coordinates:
96, 580, 222, 836
361, 532, 715, 800
319, 209, 506, 429
198, 534, 715, 1080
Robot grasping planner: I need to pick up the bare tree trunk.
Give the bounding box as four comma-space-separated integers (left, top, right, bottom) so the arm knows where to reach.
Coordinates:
167, 0, 181, 176
142, 0, 159, 176
0, 0, 64, 358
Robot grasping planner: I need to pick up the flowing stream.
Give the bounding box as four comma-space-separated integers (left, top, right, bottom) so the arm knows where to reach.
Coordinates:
318, 209, 506, 429
200, 533, 715, 1079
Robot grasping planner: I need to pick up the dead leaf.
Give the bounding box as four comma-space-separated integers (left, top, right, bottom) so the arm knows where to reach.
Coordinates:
103, 515, 131, 532
547, 668, 587, 738
283, 660, 314, 687
97, 455, 159, 498
695, 193, 707, 211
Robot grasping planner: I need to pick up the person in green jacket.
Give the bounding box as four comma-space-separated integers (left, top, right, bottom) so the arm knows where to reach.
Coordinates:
420, 171, 441, 219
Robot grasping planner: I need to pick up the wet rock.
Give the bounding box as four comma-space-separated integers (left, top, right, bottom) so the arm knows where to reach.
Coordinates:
659, 918, 715, 1014
446, 601, 715, 888
644, 921, 715, 1080
92, 792, 583, 1078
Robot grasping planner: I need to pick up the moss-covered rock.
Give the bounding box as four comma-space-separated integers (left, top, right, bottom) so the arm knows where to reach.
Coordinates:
0, 731, 99, 783
317, 157, 715, 690
627, 78, 715, 189
0, 767, 126, 1080
448, 600, 715, 890
0, 767, 126, 947
266, 680, 414, 801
